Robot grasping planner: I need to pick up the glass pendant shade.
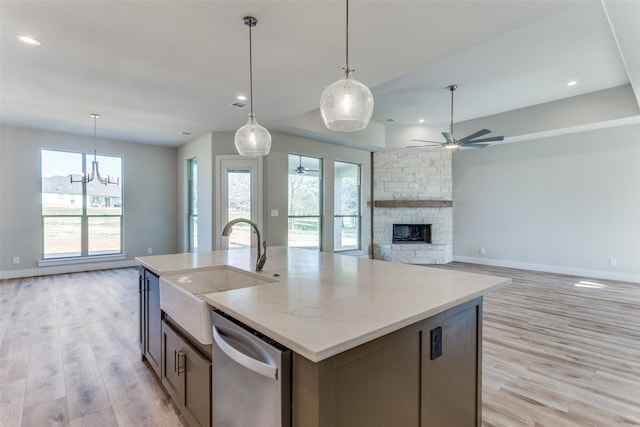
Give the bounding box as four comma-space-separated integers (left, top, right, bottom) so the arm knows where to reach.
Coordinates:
234, 114, 272, 157
320, 75, 374, 132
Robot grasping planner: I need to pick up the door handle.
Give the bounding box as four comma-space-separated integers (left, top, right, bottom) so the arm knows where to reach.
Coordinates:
213, 325, 277, 380
177, 351, 185, 375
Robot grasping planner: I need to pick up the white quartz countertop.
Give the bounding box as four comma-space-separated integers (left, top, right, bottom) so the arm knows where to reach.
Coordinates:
136, 247, 510, 362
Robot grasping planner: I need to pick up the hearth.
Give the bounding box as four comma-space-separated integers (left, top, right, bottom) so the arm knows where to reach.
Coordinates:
392, 224, 431, 244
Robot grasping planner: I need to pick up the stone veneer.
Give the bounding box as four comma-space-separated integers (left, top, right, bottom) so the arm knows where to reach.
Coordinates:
373, 151, 453, 264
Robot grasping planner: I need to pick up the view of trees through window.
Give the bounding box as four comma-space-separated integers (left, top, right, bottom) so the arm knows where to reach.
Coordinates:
227, 169, 253, 248
334, 161, 360, 251
288, 154, 321, 249
41, 149, 122, 259
188, 158, 198, 252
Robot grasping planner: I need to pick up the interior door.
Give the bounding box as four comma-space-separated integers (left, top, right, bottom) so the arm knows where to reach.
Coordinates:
217, 156, 262, 250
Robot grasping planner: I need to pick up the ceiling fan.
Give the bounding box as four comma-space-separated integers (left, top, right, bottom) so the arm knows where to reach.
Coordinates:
290, 155, 319, 175
408, 85, 504, 149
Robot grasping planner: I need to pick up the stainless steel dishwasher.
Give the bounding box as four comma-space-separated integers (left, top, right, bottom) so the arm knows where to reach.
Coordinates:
212, 310, 291, 427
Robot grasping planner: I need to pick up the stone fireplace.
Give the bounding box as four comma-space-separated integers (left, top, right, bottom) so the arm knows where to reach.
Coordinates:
373, 151, 453, 264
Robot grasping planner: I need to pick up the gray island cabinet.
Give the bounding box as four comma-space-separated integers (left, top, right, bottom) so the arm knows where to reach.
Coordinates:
137, 247, 510, 427
290, 297, 482, 426
138, 266, 161, 378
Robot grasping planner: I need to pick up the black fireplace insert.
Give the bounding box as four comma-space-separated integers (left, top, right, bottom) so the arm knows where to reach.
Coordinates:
393, 224, 431, 244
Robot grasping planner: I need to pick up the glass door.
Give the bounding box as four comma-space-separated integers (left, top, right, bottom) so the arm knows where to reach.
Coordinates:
218, 157, 262, 250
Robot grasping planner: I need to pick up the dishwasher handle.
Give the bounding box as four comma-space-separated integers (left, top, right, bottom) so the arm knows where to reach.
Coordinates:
213, 325, 278, 380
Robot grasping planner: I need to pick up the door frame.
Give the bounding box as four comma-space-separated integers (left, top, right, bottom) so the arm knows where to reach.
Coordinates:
215, 155, 263, 250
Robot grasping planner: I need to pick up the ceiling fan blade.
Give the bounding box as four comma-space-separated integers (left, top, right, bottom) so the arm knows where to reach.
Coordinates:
462, 143, 490, 148
410, 139, 442, 145
463, 135, 504, 144
441, 132, 454, 143
458, 129, 491, 143
406, 145, 442, 149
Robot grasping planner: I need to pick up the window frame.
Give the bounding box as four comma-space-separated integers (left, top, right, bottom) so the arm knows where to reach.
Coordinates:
41, 149, 123, 260
333, 160, 361, 252
187, 157, 198, 252
287, 154, 323, 251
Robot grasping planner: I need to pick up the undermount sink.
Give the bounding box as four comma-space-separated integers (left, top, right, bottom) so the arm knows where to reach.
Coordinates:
159, 266, 276, 345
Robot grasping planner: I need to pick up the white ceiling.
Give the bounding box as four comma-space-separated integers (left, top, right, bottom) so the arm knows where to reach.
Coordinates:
1, 0, 639, 149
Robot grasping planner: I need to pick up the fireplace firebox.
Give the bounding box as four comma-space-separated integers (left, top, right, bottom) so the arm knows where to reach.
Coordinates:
392, 224, 431, 244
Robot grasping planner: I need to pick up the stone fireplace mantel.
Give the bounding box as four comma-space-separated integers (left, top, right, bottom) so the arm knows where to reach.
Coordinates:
373, 200, 452, 208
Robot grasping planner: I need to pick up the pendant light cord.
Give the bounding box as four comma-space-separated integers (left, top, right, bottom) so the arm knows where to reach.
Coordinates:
450, 86, 455, 136
343, 0, 353, 76
92, 114, 99, 161
345, 0, 349, 69
249, 22, 254, 116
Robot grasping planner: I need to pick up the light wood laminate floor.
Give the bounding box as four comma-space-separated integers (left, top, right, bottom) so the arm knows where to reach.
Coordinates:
433, 263, 640, 426
1, 264, 639, 426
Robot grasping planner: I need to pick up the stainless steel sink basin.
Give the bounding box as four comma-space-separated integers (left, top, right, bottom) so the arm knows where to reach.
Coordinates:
159, 266, 276, 345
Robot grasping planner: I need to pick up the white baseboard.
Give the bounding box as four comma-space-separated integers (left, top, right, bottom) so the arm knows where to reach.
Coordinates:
0, 259, 139, 280
452, 256, 640, 283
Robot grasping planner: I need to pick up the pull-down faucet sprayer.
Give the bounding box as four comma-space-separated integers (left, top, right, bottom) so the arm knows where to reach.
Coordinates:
221, 218, 267, 272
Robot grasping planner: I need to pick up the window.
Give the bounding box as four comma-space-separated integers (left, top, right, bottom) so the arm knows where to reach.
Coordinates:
334, 161, 361, 251
41, 149, 122, 259
226, 168, 253, 248
188, 158, 198, 252
288, 154, 322, 249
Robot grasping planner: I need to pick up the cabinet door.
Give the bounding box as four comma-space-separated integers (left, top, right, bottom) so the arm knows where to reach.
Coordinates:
183, 344, 211, 427
146, 270, 162, 378
162, 320, 212, 427
138, 268, 145, 355
162, 320, 185, 404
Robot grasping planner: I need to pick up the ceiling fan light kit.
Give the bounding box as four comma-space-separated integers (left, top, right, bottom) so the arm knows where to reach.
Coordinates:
320, 0, 374, 132
234, 16, 272, 157
409, 84, 504, 150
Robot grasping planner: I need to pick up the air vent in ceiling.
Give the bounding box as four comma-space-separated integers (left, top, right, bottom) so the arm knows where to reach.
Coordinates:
228, 100, 249, 109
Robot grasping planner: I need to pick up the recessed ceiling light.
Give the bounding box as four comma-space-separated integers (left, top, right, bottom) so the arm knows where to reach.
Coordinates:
16, 34, 41, 46
385, 118, 398, 123
567, 81, 578, 86
418, 119, 425, 123
180, 131, 193, 136
237, 95, 247, 101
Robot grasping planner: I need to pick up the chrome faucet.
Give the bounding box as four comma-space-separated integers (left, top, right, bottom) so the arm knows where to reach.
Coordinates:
221, 218, 267, 272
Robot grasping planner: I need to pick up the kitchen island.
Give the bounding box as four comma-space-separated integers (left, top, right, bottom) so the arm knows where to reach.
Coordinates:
137, 247, 510, 427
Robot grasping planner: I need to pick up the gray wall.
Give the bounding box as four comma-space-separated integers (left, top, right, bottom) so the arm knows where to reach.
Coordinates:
175, 130, 372, 255
265, 131, 372, 253
0, 125, 178, 278
452, 123, 640, 282
177, 133, 213, 252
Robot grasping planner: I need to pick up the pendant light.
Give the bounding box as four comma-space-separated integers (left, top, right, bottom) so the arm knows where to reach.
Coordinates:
234, 16, 271, 157
69, 114, 119, 186
320, 0, 374, 132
